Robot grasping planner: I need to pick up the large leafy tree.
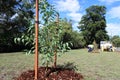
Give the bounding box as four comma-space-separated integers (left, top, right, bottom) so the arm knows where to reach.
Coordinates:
78, 5, 109, 48
0, 0, 34, 52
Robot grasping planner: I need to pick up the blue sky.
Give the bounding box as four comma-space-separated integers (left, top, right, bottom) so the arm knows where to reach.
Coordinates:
48, 0, 120, 36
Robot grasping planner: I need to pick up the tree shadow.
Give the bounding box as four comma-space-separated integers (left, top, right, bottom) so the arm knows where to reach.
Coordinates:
57, 62, 78, 71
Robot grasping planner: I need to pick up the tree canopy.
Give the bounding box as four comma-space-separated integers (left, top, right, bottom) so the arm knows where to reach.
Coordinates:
0, 0, 34, 52
78, 5, 109, 47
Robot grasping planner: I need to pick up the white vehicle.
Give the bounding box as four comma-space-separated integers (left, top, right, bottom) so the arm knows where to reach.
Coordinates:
100, 41, 114, 52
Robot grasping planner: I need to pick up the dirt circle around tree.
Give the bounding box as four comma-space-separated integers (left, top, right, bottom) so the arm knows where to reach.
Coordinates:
14, 67, 84, 80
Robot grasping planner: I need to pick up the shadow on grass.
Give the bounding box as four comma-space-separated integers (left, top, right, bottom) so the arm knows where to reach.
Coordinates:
57, 62, 78, 71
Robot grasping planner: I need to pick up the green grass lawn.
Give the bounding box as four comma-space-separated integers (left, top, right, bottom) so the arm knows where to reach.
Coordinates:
0, 49, 120, 80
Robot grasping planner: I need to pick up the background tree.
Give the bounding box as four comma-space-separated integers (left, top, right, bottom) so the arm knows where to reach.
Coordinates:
59, 18, 85, 49
78, 5, 109, 48
70, 31, 86, 49
111, 35, 120, 47
0, 0, 34, 52
59, 18, 73, 44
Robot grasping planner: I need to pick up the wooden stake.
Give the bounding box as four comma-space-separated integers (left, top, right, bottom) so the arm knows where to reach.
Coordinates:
34, 0, 39, 79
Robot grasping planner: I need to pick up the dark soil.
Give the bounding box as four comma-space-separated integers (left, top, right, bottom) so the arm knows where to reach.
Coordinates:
14, 67, 83, 80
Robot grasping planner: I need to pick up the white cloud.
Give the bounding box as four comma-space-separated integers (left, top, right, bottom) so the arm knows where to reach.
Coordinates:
108, 6, 120, 19
54, 0, 80, 12
54, 0, 82, 30
67, 12, 82, 22
99, 0, 120, 4
106, 23, 120, 36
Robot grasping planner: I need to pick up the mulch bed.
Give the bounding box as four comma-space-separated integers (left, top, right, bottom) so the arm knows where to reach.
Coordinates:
14, 67, 83, 80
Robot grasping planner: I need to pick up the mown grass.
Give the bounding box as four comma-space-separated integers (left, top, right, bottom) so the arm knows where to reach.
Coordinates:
0, 49, 120, 80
